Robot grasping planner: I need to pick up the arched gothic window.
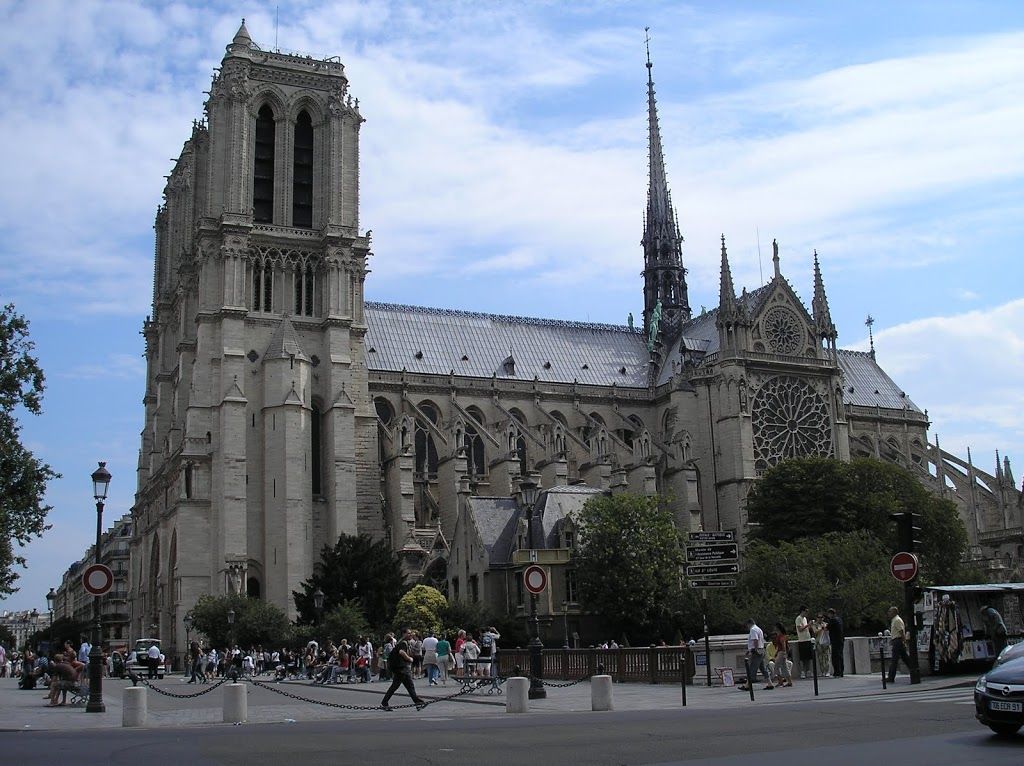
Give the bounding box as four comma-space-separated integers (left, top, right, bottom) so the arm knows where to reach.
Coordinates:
294, 265, 315, 316
253, 105, 275, 223
464, 406, 486, 478
292, 110, 314, 228
415, 403, 439, 479
252, 262, 272, 312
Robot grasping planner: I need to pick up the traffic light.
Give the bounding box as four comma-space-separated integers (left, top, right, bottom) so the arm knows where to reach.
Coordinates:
891, 511, 923, 553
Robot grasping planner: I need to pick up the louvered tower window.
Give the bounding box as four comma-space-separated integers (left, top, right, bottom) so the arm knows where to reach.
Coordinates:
293, 110, 313, 228
253, 105, 275, 223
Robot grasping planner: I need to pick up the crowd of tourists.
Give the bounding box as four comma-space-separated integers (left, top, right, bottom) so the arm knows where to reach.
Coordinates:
180, 625, 503, 688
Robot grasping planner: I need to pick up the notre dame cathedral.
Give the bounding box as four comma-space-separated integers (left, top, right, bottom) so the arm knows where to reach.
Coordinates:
128, 23, 1022, 652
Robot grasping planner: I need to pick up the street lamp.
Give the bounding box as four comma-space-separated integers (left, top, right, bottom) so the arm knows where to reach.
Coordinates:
313, 588, 325, 625
227, 608, 235, 648
46, 588, 56, 630
519, 476, 546, 700
85, 461, 111, 713
562, 600, 570, 650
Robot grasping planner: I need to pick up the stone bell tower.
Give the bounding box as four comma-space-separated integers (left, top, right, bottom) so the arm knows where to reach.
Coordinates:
130, 19, 378, 645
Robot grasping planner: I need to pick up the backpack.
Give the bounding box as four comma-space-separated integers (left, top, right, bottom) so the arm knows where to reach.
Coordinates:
387, 643, 404, 672
481, 633, 494, 649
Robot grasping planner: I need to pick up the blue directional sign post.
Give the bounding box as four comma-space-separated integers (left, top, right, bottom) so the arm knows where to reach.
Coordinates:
685, 531, 739, 685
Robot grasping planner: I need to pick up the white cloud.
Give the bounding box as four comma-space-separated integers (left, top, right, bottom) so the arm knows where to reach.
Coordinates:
61, 353, 146, 381
862, 299, 1024, 465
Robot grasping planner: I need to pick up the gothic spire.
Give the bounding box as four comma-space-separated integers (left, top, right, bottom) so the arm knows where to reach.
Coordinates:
233, 18, 252, 45
812, 249, 837, 341
718, 235, 737, 315
641, 29, 689, 342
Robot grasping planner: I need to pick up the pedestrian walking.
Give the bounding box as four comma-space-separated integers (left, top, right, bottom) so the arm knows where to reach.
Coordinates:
812, 613, 832, 677
826, 608, 845, 677
738, 618, 773, 691
422, 631, 439, 685
436, 634, 451, 685
981, 605, 1008, 657
380, 628, 426, 711
794, 606, 813, 679
887, 606, 913, 682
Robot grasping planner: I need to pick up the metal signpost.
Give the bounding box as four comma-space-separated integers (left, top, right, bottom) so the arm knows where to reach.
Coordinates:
685, 531, 739, 686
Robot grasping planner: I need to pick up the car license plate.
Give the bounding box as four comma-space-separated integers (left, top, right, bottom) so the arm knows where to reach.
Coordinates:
989, 700, 1022, 713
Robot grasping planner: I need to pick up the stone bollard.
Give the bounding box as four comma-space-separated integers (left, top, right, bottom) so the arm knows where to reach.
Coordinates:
223, 683, 247, 723
591, 674, 613, 711
122, 685, 147, 727
506, 676, 529, 713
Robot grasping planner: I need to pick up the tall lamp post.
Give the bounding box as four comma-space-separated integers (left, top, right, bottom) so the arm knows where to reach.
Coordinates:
86, 461, 111, 713
227, 608, 235, 648
313, 588, 325, 626
183, 613, 193, 671
520, 477, 546, 700
46, 588, 56, 635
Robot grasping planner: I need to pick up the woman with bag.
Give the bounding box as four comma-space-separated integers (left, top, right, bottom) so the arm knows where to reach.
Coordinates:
772, 623, 793, 687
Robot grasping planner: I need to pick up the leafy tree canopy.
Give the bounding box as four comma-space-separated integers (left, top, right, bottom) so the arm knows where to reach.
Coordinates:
392, 585, 447, 636
293, 533, 406, 627
747, 457, 971, 583
319, 600, 371, 643
189, 594, 291, 648
0, 303, 59, 595
574, 493, 684, 643
438, 599, 529, 647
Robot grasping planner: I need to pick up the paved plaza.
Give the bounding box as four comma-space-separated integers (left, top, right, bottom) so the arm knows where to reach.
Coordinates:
0, 671, 974, 732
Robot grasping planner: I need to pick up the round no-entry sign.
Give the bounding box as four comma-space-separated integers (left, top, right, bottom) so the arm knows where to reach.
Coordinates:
523, 564, 547, 595
82, 563, 114, 596
890, 552, 919, 583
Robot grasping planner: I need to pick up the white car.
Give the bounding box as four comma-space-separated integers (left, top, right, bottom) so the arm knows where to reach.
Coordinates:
127, 638, 168, 679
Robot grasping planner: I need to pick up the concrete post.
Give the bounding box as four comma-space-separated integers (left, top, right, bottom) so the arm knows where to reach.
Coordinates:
122, 686, 147, 727
592, 674, 613, 711
223, 682, 247, 723
506, 676, 529, 713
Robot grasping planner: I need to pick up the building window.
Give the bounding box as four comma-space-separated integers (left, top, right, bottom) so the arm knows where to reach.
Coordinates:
464, 423, 486, 478
566, 569, 579, 602
252, 264, 273, 312
469, 574, 479, 603
452, 577, 459, 601
516, 572, 524, 606
294, 267, 315, 316
292, 110, 314, 228
253, 105, 275, 223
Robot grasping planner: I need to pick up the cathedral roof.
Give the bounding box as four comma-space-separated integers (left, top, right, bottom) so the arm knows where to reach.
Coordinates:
364, 302, 650, 388
264, 315, 310, 362
837, 350, 921, 412
464, 497, 519, 566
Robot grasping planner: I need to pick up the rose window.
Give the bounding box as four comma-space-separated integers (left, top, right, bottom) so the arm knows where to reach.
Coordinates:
752, 376, 833, 473
762, 306, 804, 355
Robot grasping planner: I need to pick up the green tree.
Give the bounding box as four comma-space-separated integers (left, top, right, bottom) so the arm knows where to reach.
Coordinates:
0, 623, 15, 649
293, 533, 406, 626
730, 531, 902, 634
189, 594, 291, 648
0, 303, 59, 595
393, 585, 447, 636
747, 457, 971, 584
574, 493, 684, 643
320, 600, 371, 642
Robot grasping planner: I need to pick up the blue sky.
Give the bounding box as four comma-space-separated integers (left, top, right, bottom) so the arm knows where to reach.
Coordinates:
1, 1, 1022, 612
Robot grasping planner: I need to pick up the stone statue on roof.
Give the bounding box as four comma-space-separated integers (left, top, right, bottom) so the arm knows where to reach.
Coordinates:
648, 300, 662, 352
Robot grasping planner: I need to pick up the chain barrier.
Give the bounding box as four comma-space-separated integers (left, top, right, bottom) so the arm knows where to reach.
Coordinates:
247, 676, 488, 711
139, 677, 230, 698
493, 671, 593, 688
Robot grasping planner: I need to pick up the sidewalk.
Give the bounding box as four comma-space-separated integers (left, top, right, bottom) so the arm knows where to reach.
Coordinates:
0, 671, 975, 732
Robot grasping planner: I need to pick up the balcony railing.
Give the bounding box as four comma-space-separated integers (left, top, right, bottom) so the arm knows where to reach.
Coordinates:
495, 646, 694, 684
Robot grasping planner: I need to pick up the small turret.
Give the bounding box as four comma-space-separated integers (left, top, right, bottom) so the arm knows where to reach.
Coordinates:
718, 235, 737, 317
812, 250, 838, 355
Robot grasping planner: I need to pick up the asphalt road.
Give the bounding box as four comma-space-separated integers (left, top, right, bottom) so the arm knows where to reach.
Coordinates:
2, 693, 1020, 765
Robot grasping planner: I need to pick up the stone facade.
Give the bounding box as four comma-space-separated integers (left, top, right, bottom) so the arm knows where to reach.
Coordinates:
128, 25, 1023, 660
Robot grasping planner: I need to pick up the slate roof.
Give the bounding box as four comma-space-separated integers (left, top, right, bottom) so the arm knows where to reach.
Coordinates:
264, 316, 310, 362
535, 485, 604, 548
364, 302, 650, 387
365, 299, 920, 414
465, 496, 519, 566
837, 350, 921, 412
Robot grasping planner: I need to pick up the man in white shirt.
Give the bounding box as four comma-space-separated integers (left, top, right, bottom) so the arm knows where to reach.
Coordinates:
421, 632, 439, 685
739, 618, 773, 691
146, 644, 161, 679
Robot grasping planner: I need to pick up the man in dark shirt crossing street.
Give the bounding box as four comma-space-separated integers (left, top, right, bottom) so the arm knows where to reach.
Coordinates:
826, 608, 845, 678
380, 628, 426, 711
